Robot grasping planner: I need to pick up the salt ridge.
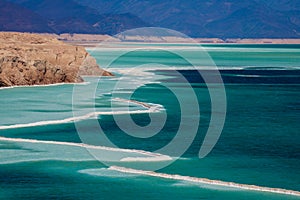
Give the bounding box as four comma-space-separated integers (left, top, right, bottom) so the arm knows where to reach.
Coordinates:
0, 136, 171, 159
109, 166, 300, 197
0, 99, 163, 130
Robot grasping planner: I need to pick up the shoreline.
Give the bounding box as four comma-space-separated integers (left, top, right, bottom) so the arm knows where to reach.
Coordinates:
16, 32, 297, 46
67, 41, 300, 48
56, 33, 300, 46
1, 32, 299, 47
65, 40, 300, 48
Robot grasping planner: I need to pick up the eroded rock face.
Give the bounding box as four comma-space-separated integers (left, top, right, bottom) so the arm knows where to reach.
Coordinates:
0, 32, 112, 87
79, 55, 114, 76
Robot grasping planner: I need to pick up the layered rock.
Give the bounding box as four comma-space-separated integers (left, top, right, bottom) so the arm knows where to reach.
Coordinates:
0, 32, 112, 87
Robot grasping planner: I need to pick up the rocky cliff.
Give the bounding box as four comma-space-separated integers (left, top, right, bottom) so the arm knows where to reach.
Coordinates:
0, 32, 112, 87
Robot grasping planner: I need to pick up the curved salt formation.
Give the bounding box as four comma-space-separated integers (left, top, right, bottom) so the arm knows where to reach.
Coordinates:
109, 166, 300, 197
0, 136, 171, 161
0, 100, 162, 130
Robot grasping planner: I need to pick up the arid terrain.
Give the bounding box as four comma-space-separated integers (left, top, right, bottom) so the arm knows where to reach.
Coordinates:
0, 32, 112, 87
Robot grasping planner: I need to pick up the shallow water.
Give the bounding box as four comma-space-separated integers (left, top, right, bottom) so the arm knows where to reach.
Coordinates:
0, 43, 299, 199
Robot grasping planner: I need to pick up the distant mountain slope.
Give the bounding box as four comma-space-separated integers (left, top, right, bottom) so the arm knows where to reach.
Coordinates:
93, 13, 150, 35
3, 0, 300, 38
2, 0, 148, 34
0, 0, 54, 33
76, 0, 300, 38
205, 4, 300, 38
20, 0, 101, 23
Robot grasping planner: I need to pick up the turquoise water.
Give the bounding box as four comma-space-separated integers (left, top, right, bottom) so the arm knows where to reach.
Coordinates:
0, 44, 299, 199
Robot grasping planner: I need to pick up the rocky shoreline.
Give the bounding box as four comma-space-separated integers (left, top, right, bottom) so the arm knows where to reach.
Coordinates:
0, 32, 113, 87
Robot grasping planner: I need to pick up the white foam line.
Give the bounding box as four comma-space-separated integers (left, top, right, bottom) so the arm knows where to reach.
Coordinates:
111, 66, 300, 73
113, 98, 151, 109
110, 66, 244, 73
0, 82, 91, 90
0, 136, 169, 159
0, 108, 161, 130
113, 98, 164, 111
120, 155, 172, 162
0, 115, 92, 130
109, 166, 300, 197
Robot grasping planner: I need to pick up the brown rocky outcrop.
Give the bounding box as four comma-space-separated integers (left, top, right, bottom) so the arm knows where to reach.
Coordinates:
0, 32, 113, 87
